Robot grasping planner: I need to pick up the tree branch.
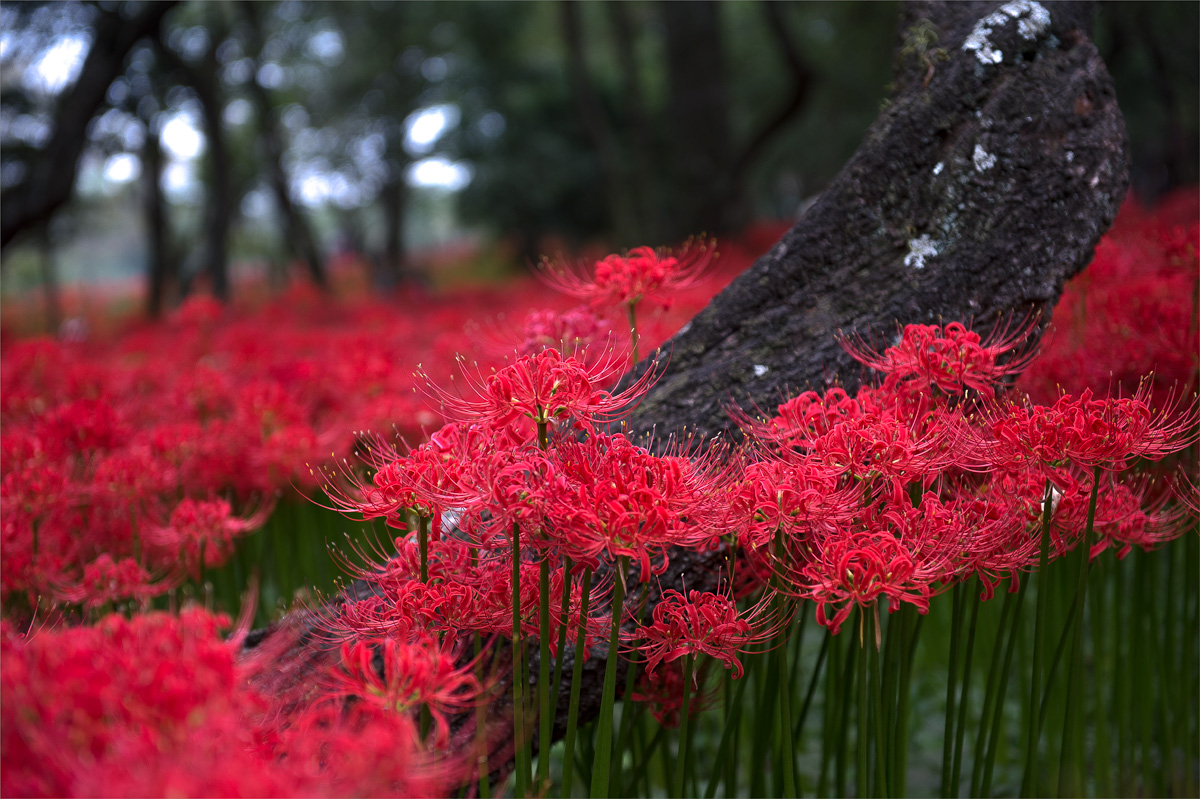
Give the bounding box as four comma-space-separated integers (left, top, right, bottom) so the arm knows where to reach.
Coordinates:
0, 2, 177, 252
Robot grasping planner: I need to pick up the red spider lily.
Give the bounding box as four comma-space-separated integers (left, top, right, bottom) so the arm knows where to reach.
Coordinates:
631, 656, 719, 728
144, 496, 273, 578
811, 409, 971, 502
1048, 471, 1193, 560
632, 588, 781, 679
840, 318, 1038, 396
548, 433, 731, 582
730, 453, 859, 553
0, 608, 265, 797
425, 347, 655, 436
519, 305, 617, 354
1171, 466, 1200, 515
456, 442, 568, 549
538, 239, 716, 312
50, 554, 176, 610
734, 387, 865, 453
801, 496, 965, 635
321, 421, 492, 533
272, 700, 452, 798
1019, 192, 1198, 405
486, 305, 625, 366
939, 490, 1042, 599
985, 384, 1199, 487
325, 635, 486, 748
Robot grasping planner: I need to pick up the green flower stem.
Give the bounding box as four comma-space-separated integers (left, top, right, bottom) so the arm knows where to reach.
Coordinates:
880, 606, 900, 794
511, 522, 529, 798
561, 567, 593, 799
590, 556, 628, 798
981, 577, 1028, 798
673, 652, 697, 798
857, 607, 870, 799
1114, 561, 1133, 792
836, 635, 857, 799
537, 556, 553, 791
777, 604, 798, 798
1184, 534, 1199, 798
723, 669, 738, 797
1135, 553, 1154, 795
1037, 590, 1080, 734
552, 557, 575, 713
1057, 465, 1100, 796
970, 583, 1017, 798
750, 647, 781, 797
1162, 546, 1179, 795
950, 578, 982, 797
611, 593, 649, 794
623, 723, 666, 796
1088, 561, 1112, 797
817, 631, 838, 798
1145, 554, 1176, 797
475, 632, 490, 799
418, 513, 430, 584
941, 581, 965, 797
1020, 480, 1055, 798
626, 302, 640, 365
896, 608, 924, 796
794, 629, 830, 739
868, 607, 887, 798
704, 668, 751, 798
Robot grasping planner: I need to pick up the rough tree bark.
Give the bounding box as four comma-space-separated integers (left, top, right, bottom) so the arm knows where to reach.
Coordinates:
253, 0, 1129, 778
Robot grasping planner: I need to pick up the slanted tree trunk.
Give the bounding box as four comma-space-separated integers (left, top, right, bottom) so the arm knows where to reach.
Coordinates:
252, 0, 1129, 775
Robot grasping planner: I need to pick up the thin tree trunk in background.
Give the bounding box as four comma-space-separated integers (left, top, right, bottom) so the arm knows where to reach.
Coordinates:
661, 0, 734, 240
606, 2, 658, 243
38, 228, 61, 335
155, 35, 233, 301
725, 3, 816, 205
0, 2, 177, 253
379, 172, 407, 289
142, 122, 174, 318
560, 1, 641, 245
241, 1, 328, 292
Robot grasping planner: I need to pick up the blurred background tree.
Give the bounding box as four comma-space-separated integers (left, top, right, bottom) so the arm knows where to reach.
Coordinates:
0, 1, 1195, 323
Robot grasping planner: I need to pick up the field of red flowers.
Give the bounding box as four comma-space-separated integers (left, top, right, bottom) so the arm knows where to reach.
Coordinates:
1, 197, 1196, 798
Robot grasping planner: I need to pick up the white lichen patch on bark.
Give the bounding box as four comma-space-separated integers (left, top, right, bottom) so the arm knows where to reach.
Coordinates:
962, 0, 1052, 65
905, 235, 938, 269
973, 144, 997, 172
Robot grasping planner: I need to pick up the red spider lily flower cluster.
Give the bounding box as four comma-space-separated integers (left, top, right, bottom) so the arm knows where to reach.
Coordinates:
539, 239, 716, 313
325, 635, 484, 747
1, 607, 467, 797
840, 318, 1037, 396
632, 588, 780, 679
2, 202, 1197, 794
734, 305, 1197, 633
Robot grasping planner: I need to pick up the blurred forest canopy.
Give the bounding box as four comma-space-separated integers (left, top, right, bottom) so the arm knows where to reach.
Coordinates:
0, 1, 1196, 321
